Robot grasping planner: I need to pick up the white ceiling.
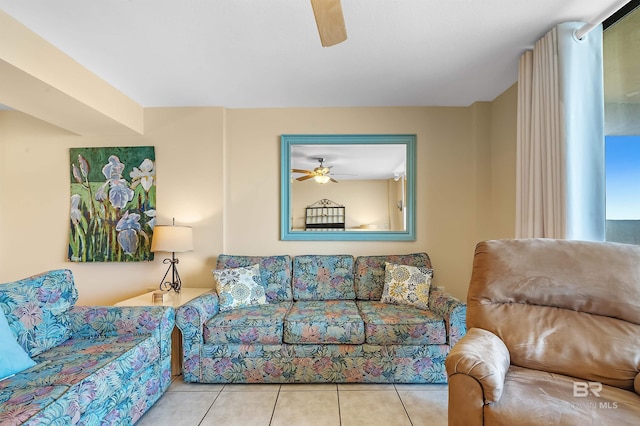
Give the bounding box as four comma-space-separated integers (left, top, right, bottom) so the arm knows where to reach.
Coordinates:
291, 144, 406, 180
0, 0, 627, 108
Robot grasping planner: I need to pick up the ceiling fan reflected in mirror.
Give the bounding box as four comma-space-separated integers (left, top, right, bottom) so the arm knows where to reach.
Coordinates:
292, 158, 338, 184
310, 0, 348, 47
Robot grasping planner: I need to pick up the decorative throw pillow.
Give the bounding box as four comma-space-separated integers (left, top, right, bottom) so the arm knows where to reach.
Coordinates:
380, 262, 433, 310
0, 309, 36, 381
212, 264, 267, 312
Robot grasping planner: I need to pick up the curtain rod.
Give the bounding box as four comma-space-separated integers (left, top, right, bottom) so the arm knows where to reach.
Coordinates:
575, 0, 632, 39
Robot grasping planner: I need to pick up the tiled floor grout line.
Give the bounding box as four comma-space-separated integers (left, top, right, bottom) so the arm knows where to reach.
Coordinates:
268, 385, 282, 426
394, 384, 414, 426
336, 386, 342, 426
196, 387, 222, 426
150, 379, 448, 426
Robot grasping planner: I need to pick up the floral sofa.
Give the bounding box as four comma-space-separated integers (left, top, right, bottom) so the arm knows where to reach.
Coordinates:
0, 269, 174, 425
176, 253, 466, 383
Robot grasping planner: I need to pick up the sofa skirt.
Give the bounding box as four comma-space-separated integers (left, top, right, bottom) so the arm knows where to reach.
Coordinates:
184, 343, 450, 384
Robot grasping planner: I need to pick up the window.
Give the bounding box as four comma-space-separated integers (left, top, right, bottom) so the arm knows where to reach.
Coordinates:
604, 1, 640, 244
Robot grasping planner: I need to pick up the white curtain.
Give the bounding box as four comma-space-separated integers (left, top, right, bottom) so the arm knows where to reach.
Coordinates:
516, 22, 605, 240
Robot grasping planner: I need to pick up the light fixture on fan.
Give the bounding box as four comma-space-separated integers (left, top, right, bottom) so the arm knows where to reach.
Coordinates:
292, 158, 338, 184
314, 174, 331, 184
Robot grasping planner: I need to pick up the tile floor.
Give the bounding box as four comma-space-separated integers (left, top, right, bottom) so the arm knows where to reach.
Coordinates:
137, 377, 449, 426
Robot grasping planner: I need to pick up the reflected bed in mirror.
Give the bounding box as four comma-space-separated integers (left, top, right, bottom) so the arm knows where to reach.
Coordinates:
280, 134, 416, 241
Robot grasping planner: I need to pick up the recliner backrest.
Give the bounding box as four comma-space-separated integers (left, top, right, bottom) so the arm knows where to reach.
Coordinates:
468, 239, 640, 390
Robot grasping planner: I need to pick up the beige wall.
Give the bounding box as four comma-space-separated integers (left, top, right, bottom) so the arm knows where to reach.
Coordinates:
0, 12, 518, 305
0, 108, 224, 305
0, 93, 517, 304
489, 83, 518, 239
224, 107, 495, 299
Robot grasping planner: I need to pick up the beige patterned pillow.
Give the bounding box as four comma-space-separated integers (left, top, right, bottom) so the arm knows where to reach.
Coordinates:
212, 264, 267, 312
380, 262, 433, 310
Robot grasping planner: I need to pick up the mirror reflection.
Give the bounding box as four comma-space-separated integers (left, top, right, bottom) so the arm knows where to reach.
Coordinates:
280, 135, 416, 241
291, 144, 407, 231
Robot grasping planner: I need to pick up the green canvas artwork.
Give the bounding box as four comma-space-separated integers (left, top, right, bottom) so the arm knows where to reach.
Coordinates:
69, 146, 156, 262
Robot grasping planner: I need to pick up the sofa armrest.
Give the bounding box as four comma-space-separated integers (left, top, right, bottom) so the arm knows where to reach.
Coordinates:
175, 291, 219, 382
445, 327, 510, 403
428, 287, 466, 346
68, 305, 175, 361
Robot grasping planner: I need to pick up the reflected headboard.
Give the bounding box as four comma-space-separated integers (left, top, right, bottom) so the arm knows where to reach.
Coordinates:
305, 199, 345, 231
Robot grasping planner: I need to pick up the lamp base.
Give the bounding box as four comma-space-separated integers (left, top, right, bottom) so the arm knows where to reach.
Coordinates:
152, 290, 170, 304
158, 255, 182, 293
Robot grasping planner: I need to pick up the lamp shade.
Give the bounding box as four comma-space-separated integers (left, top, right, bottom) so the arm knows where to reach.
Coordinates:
151, 225, 193, 253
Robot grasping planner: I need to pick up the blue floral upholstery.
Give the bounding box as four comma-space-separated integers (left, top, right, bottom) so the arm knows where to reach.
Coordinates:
357, 301, 446, 345
194, 343, 450, 383
428, 287, 467, 347
177, 253, 466, 384
354, 253, 432, 300
204, 301, 292, 344
176, 291, 219, 383
0, 270, 174, 425
284, 300, 364, 344
0, 269, 78, 357
217, 255, 293, 302
292, 255, 355, 300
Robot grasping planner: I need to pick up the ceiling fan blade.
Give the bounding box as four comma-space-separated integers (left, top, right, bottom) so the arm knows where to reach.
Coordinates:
329, 177, 339, 183
310, 0, 347, 47
296, 175, 315, 181
292, 169, 313, 174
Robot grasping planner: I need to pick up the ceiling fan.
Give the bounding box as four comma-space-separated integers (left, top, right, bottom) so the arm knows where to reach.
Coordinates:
292, 158, 338, 184
310, 0, 348, 47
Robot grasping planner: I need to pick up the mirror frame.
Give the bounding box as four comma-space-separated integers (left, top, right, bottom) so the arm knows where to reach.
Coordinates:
280, 134, 416, 241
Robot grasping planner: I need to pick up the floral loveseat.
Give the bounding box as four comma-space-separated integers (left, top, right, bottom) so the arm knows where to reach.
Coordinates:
0, 269, 174, 425
176, 253, 466, 383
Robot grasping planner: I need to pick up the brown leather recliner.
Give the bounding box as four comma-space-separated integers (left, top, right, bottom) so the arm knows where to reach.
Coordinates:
446, 239, 640, 425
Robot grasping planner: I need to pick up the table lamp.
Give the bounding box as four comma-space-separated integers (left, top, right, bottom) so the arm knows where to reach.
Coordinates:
150, 218, 193, 293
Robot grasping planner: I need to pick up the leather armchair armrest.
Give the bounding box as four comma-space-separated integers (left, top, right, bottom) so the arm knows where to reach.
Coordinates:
445, 327, 510, 403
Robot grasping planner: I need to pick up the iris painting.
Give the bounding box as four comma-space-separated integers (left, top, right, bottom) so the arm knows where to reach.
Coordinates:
69, 146, 156, 262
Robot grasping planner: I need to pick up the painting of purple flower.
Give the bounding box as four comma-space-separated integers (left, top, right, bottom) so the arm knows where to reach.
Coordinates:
69, 146, 156, 262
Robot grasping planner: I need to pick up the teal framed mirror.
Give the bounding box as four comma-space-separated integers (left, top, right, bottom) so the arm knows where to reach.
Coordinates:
280, 134, 416, 241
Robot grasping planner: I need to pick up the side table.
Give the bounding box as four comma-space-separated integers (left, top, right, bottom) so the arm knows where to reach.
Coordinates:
115, 287, 211, 375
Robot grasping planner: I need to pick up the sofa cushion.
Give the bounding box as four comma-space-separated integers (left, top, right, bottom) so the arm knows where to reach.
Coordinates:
217, 255, 293, 302
485, 365, 640, 425
354, 253, 432, 300
292, 255, 355, 300
380, 263, 433, 310
0, 269, 78, 357
204, 302, 292, 344
284, 300, 364, 344
0, 334, 160, 422
0, 383, 74, 425
357, 301, 446, 345
213, 264, 267, 312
